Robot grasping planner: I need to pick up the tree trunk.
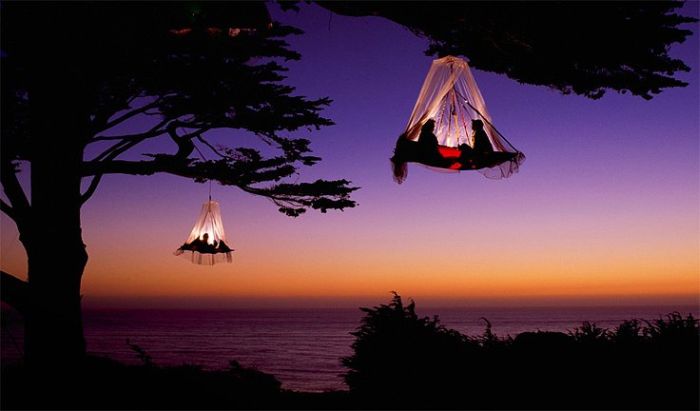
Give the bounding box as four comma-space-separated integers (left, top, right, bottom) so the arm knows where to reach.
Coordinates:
24, 57, 91, 368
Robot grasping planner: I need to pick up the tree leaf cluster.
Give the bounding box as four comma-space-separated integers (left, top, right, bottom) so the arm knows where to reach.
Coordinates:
317, 1, 697, 99
1, 2, 357, 217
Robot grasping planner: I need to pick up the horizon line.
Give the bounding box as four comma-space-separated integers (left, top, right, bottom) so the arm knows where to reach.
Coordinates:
71, 293, 700, 310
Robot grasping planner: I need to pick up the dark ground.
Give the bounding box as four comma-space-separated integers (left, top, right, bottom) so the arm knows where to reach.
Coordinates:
2, 296, 698, 410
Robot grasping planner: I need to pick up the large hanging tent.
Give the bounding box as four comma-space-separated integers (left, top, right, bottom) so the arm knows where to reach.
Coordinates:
391, 56, 525, 183
175, 200, 233, 265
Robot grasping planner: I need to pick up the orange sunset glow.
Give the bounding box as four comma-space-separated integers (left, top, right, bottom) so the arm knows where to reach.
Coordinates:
3, 169, 696, 306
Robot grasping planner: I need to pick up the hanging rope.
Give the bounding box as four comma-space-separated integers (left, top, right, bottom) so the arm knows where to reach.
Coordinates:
455, 90, 522, 153
434, 93, 449, 139
450, 89, 459, 146
190, 134, 213, 200
459, 97, 471, 146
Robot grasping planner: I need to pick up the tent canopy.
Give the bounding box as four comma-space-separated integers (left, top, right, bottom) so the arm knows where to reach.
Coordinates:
175, 200, 233, 265
392, 56, 524, 182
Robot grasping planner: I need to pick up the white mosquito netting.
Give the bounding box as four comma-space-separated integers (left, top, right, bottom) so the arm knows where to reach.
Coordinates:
174, 200, 233, 265
393, 55, 524, 181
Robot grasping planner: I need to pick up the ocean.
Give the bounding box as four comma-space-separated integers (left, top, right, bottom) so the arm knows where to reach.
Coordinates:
2, 305, 698, 392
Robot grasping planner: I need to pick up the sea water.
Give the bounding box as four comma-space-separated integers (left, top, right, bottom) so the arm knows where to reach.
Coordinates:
2, 305, 697, 392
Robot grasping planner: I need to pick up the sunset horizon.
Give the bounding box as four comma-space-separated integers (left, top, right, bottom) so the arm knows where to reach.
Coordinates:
76, 293, 699, 310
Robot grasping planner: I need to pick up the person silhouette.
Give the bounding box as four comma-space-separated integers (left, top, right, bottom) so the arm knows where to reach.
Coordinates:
198, 233, 217, 254
458, 140, 475, 168
471, 119, 493, 154
417, 119, 446, 166
217, 239, 233, 253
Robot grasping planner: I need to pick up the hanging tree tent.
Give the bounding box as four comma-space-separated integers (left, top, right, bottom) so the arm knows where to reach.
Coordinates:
391, 56, 525, 183
175, 200, 233, 265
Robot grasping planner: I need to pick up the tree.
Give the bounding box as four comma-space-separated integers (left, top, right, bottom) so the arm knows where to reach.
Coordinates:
314, 1, 697, 99
1, 2, 357, 367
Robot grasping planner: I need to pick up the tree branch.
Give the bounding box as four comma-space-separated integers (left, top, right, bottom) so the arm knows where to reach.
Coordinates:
1, 270, 28, 316
166, 124, 211, 160
237, 180, 358, 216
83, 122, 212, 204
80, 175, 104, 205
91, 132, 161, 142
80, 157, 358, 215
0, 199, 16, 221
95, 97, 164, 134
81, 130, 160, 204
197, 136, 231, 160
0, 161, 30, 224
90, 119, 170, 162
82, 159, 203, 178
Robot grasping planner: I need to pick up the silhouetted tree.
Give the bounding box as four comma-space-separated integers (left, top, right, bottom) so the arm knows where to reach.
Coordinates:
312, 1, 697, 99
1, 3, 357, 368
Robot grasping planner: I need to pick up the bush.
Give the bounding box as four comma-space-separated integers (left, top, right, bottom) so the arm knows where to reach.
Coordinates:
1, 353, 283, 410
343, 294, 700, 409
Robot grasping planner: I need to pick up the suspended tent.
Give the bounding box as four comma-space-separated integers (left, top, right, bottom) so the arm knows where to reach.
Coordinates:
391, 56, 525, 183
174, 199, 233, 265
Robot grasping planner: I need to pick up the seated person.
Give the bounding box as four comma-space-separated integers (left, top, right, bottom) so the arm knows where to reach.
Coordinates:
471, 119, 494, 155
182, 236, 204, 252
457, 141, 475, 168
183, 233, 217, 254
198, 233, 218, 254
417, 120, 449, 167
217, 239, 233, 253
392, 132, 416, 163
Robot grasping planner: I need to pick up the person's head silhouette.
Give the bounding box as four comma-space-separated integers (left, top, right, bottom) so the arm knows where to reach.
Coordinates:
471, 119, 484, 131
202, 233, 210, 244
422, 119, 436, 134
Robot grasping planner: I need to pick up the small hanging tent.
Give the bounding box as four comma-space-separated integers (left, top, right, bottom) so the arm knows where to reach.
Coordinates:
174, 200, 233, 265
391, 56, 525, 183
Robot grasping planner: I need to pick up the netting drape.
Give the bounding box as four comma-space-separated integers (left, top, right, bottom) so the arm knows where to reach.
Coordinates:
393, 56, 525, 182
174, 200, 233, 265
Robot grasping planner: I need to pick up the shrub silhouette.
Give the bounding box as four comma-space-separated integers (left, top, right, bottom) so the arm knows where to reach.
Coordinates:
126, 338, 155, 367
1, 354, 284, 410
342, 293, 509, 408
644, 311, 698, 342
614, 319, 644, 343
342, 294, 465, 400
343, 293, 699, 409
569, 321, 610, 343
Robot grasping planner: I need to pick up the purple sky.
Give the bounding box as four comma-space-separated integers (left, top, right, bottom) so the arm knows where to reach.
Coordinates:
1, 2, 698, 308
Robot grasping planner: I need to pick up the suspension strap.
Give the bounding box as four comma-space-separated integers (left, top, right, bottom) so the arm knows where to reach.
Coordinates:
191, 132, 213, 201
455, 90, 522, 153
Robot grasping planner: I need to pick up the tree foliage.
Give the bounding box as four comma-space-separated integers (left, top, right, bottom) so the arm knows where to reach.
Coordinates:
315, 1, 697, 99
1, 2, 357, 220
0, 2, 360, 366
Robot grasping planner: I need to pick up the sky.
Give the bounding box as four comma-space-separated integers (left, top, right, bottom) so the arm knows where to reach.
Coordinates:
1, 2, 698, 309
